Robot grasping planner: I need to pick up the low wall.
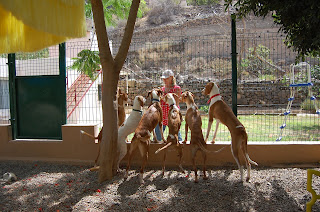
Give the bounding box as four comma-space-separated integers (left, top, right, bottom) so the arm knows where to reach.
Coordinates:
0, 124, 319, 167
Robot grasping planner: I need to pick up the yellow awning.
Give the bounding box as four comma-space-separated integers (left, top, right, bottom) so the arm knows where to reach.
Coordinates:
0, 0, 86, 53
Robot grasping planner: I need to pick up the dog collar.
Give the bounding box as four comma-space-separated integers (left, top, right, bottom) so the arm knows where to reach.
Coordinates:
152, 99, 160, 102
132, 109, 142, 114
207, 94, 220, 104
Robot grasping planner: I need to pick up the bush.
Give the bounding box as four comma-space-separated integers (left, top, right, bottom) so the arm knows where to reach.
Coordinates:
240, 44, 276, 79
199, 105, 209, 113
147, 0, 179, 26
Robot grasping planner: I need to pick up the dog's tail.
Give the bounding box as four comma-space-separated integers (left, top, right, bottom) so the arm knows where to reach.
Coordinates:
155, 142, 173, 154
245, 153, 258, 166
80, 130, 96, 139
242, 132, 258, 166
198, 141, 226, 154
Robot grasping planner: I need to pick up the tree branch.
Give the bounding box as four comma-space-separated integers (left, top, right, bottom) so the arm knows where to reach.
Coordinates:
114, 0, 140, 72
91, 0, 114, 66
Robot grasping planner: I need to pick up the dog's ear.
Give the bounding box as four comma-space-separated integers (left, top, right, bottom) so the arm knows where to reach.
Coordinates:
157, 89, 163, 97
137, 96, 144, 107
124, 92, 128, 101
118, 88, 122, 94
162, 94, 168, 102
147, 90, 152, 99
204, 82, 214, 95
172, 93, 180, 103
188, 91, 194, 98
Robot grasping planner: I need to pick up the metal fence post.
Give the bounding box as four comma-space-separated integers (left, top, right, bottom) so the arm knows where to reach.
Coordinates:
59, 43, 67, 126
8, 53, 17, 140
231, 14, 238, 116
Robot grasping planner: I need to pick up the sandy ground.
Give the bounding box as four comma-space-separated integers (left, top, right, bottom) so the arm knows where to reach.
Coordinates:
1, 161, 319, 212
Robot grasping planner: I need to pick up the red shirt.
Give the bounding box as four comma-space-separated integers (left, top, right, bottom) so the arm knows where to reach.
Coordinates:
160, 85, 181, 126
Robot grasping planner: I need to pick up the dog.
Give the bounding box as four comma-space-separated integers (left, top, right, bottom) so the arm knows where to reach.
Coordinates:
125, 88, 166, 184
80, 127, 103, 171
155, 93, 184, 175
181, 91, 224, 183
202, 82, 258, 182
117, 95, 145, 171
118, 88, 130, 127
81, 95, 145, 172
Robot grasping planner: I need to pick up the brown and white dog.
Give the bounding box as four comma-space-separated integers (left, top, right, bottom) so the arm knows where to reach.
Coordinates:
117, 88, 130, 127
155, 93, 184, 175
125, 88, 166, 184
202, 82, 258, 182
181, 91, 224, 183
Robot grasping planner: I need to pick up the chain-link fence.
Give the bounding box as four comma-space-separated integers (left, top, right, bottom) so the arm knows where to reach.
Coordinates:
0, 32, 319, 142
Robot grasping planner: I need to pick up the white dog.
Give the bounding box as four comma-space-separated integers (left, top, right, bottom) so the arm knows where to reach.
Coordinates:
117, 95, 145, 171
81, 95, 145, 172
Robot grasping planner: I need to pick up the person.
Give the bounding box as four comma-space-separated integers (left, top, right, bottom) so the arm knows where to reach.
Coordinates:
154, 69, 182, 143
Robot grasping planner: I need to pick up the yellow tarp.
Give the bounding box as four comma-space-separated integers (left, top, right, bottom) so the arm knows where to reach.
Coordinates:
0, 0, 86, 53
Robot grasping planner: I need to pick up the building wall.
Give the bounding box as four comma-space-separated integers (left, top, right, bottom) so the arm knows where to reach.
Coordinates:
0, 124, 319, 167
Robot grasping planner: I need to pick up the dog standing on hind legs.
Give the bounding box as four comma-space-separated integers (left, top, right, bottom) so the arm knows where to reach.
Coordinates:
155, 93, 184, 175
125, 88, 166, 184
202, 82, 258, 182
180, 91, 224, 183
117, 88, 130, 127
116, 95, 145, 171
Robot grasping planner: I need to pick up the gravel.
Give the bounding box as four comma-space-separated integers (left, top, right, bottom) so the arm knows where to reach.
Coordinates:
0, 160, 319, 212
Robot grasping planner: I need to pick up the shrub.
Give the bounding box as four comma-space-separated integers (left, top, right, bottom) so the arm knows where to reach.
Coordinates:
147, 0, 179, 26
68, 49, 101, 81
199, 105, 209, 113
240, 44, 276, 79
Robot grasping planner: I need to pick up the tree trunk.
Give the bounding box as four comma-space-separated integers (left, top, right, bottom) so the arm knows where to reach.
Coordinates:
90, 0, 140, 182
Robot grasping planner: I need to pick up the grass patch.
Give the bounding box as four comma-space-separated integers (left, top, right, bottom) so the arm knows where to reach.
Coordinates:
127, 115, 320, 142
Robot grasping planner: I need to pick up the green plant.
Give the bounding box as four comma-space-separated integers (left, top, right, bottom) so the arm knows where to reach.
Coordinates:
199, 105, 209, 113
68, 49, 101, 80
85, 0, 147, 26
240, 44, 275, 79
225, 0, 320, 58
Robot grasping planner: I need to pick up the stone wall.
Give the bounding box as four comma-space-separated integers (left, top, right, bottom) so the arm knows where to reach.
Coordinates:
119, 78, 319, 110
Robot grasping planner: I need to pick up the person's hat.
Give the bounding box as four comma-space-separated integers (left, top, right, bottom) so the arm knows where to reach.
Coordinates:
161, 69, 174, 79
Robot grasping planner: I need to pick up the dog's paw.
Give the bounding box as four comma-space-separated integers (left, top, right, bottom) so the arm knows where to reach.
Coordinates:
124, 171, 129, 179
138, 173, 144, 184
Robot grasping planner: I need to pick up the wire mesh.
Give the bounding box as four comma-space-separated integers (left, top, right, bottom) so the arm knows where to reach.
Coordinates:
0, 32, 319, 142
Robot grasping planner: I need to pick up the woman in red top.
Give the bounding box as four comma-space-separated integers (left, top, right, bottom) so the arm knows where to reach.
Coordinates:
154, 69, 182, 142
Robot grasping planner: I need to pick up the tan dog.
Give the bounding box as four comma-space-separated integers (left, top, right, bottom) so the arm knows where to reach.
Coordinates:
155, 93, 184, 175
181, 91, 224, 183
202, 82, 258, 182
117, 88, 130, 127
125, 88, 166, 184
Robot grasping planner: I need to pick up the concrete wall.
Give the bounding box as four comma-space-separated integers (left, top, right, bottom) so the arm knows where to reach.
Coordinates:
0, 124, 319, 167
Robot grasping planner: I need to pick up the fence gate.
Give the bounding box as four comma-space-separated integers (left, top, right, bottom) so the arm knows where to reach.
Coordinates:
8, 44, 66, 139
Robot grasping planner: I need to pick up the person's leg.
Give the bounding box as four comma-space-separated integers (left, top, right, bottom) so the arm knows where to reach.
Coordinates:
155, 124, 162, 141
178, 131, 182, 142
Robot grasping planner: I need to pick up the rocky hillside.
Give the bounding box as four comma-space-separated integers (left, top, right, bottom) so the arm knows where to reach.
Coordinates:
109, 2, 278, 40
